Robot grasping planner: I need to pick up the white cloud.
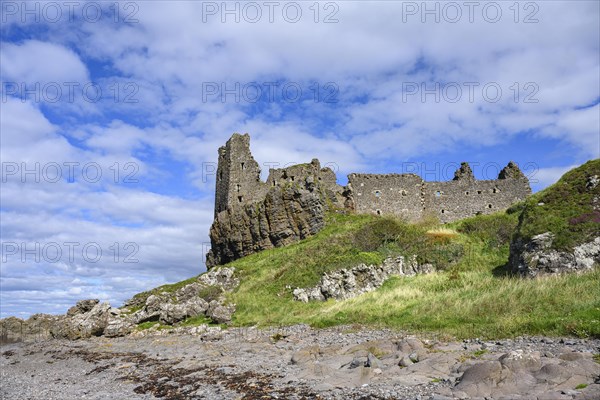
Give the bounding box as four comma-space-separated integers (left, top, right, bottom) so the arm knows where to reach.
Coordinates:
1, 40, 89, 85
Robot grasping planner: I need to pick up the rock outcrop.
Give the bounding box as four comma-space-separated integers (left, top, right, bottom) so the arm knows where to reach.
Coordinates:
207, 179, 331, 267
126, 266, 238, 325
293, 256, 434, 302
509, 163, 600, 277
510, 233, 600, 277
0, 267, 240, 342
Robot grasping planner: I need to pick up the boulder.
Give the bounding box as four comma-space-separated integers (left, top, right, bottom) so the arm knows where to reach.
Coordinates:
499, 350, 541, 371
510, 233, 600, 277
206, 300, 234, 324
198, 267, 239, 291
103, 316, 135, 338
159, 297, 209, 325
59, 302, 112, 340
66, 299, 100, 316
455, 361, 504, 397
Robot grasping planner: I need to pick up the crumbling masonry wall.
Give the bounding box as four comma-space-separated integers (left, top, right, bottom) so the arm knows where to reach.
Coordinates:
348, 162, 531, 223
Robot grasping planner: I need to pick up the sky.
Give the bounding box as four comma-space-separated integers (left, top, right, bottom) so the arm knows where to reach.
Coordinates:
1, 1, 599, 318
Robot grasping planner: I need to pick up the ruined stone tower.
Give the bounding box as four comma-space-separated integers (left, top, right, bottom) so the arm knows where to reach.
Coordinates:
207, 133, 344, 268
214, 133, 266, 217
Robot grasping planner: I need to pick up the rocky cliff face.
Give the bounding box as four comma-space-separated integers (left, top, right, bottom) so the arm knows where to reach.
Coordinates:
206, 178, 337, 268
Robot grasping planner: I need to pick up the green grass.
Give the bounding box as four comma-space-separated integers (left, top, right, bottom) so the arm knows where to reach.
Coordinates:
472, 349, 488, 358
136, 321, 161, 331
575, 383, 588, 390
513, 159, 600, 251
179, 315, 212, 327
217, 211, 600, 339
198, 285, 223, 303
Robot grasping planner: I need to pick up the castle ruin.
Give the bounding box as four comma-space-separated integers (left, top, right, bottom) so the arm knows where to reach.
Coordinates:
348, 160, 531, 223
206, 133, 531, 267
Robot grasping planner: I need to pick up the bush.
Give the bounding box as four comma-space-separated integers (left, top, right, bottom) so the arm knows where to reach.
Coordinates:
353, 217, 427, 253
198, 285, 223, 302
458, 213, 518, 249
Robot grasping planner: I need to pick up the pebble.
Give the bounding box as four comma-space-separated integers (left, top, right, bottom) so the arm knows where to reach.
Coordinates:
1, 326, 599, 400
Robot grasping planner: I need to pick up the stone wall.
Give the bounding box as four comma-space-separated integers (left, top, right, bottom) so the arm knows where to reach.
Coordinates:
348, 162, 531, 223
347, 173, 424, 221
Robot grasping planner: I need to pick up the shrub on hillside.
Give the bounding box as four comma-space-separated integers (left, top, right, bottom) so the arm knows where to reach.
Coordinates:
458, 213, 518, 249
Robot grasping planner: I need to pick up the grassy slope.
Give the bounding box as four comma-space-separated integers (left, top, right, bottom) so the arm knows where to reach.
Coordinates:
513, 159, 600, 250
225, 212, 599, 339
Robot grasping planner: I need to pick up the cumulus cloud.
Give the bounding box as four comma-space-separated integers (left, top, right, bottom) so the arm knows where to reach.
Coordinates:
1, 40, 89, 84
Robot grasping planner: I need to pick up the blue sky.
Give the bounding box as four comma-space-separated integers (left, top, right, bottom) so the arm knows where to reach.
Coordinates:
1, 1, 599, 318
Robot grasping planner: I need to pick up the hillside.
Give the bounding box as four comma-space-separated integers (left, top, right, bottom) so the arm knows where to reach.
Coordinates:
125, 217, 598, 339
4, 163, 597, 344
120, 160, 600, 340
512, 159, 600, 251
220, 214, 598, 338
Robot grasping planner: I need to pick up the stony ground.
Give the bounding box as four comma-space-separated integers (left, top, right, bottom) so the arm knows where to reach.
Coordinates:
1, 325, 599, 400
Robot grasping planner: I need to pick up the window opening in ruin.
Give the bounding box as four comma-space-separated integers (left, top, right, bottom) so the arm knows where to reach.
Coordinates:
375, 190, 381, 197
477, 190, 482, 194
465, 191, 469, 195
401, 190, 407, 196
236, 184, 241, 192
441, 209, 445, 214
290, 176, 295, 182
435, 191, 442, 197
238, 196, 243, 203
241, 162, 245, 170
219, 171, 223, 181
488, 204, 493, 208
376, 209, 382, 215
493, 188, 498, 193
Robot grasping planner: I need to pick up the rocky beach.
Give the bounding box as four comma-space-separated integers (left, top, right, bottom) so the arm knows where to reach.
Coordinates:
2, 325, 599, 400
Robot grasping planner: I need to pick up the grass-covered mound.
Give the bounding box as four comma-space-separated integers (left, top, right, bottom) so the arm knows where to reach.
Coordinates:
512, 159, 600, 250
220, 212, 599, 339
128, 161, 600, 338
